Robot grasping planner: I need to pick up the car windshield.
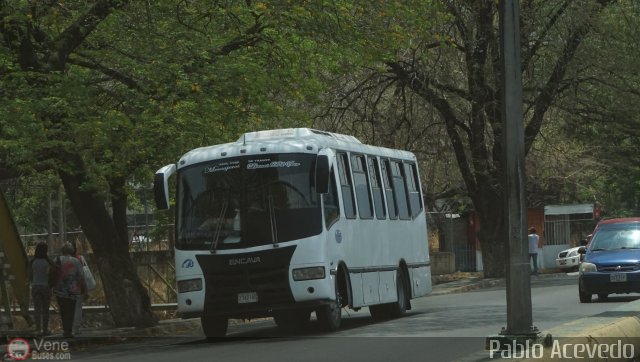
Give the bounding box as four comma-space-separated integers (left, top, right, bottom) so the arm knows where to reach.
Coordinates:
589, 223, 640, 251
175, 153, 322, 250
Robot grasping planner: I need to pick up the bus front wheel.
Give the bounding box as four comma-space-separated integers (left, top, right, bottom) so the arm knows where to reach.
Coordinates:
201, 315, 228, 340
316, 281, 342, 331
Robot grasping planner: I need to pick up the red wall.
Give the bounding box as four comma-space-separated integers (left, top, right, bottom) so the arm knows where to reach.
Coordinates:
468, 207, 545, 249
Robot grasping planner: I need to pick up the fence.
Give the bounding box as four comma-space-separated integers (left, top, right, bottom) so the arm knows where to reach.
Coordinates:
18, 225, 177, 307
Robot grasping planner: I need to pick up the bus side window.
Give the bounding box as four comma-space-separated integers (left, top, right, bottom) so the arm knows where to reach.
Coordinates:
381, 159, 398, 220
337, 152, 357, 219
323, 167, 340, 228
392, 161, 410, 220
367, 156, 386, 220
351, 154, 373, 219
405, 163, 423, 218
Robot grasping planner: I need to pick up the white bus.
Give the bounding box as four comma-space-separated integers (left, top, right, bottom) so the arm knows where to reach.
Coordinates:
154, 128, 431, 338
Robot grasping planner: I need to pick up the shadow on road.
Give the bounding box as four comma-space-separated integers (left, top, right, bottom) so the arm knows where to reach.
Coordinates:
175, 309, 418, 345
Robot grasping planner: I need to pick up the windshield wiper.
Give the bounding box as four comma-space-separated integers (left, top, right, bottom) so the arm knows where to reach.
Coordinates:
267, 193, 279, 249
590, 248, 606, 251
210, 198, 229, 254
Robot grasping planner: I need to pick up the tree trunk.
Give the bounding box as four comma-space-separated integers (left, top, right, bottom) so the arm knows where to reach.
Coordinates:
471, 183, 508, 278
476, 211, 507, 278
58, 165, 156, 328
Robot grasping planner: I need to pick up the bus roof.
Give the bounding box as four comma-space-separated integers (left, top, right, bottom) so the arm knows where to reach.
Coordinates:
177, 128, 417, 168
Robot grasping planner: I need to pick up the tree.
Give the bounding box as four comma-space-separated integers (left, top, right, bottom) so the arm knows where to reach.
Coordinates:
554, 0, 640, 216
320, 0, 618, 277
0, 1, 346, 326
0, 0, 158, 328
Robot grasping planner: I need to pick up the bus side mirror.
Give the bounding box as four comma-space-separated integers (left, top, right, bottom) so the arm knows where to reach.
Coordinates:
154, 164, 176, 210
315, 154, 330, 194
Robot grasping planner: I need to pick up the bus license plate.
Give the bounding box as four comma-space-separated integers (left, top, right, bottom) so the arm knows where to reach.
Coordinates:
610, 273, 627, 283
238, 292, 258, 304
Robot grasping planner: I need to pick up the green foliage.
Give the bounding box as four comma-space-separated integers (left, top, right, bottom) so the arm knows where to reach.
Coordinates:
0, 1, 347, 200
2, 0, 639, 234
553, 0, 640, 215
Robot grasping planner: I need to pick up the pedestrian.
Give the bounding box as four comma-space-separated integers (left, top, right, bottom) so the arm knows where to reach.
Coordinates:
52, 242, 86, 338
28, 242, 52, 336
70, 241, 88, 335
528, 227, 540, 275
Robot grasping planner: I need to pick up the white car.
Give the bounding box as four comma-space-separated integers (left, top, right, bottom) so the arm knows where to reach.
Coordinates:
555, 246, 582, 270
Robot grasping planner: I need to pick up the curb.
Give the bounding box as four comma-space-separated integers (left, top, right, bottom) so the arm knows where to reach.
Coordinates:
431, 278, 504, 296
460, 297, 640, 361
431, 272, 573, 297
513, 300, 640, 361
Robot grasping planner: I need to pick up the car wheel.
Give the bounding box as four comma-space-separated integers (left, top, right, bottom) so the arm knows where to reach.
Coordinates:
578, 282, 592, 303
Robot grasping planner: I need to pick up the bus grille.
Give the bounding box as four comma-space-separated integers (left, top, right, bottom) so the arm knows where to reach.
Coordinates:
204, 265, 293, 310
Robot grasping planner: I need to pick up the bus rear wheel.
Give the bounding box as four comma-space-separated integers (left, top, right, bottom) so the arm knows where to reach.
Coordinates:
369, 270, 408, 319
201, 315, 228, 340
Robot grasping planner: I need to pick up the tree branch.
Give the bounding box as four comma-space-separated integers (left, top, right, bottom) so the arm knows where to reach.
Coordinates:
47, 0, 130, 70
386, 60, 478, 195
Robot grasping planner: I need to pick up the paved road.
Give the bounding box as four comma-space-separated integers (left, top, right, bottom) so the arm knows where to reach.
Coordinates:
72, 274, 638, 362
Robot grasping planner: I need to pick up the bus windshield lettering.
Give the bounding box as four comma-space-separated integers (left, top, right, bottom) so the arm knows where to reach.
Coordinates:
176, 153, 322, 250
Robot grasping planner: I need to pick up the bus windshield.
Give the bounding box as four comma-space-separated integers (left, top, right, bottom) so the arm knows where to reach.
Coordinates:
176, 153, 322, 250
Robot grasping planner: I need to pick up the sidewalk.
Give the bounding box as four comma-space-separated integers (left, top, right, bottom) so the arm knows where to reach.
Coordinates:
0, 271, 569, 352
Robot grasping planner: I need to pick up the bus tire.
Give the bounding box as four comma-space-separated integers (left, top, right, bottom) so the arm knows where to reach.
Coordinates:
316, 279, 342, 331
201, 315, 228, 340
274, 310, 311, 332
387, 270, 408, 317
369, 270, 408, 319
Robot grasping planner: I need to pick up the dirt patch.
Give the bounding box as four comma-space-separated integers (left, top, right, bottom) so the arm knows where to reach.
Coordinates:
432, 271, 484, 285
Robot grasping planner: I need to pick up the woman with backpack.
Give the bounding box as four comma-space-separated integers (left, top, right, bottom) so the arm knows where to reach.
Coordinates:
28, 241, 52, 336
52, 242, 86, 338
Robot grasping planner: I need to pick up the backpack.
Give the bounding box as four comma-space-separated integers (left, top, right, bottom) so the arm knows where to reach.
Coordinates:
48, 257, 61, 288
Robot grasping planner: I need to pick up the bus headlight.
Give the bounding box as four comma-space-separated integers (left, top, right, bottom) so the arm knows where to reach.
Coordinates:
579, 262, 597, 274
177, 278, 202, 293
292, 266, 325, 281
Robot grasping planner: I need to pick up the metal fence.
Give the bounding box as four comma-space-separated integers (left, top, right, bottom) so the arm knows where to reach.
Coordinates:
543, 214, 595, 247
20, 225, 177, 306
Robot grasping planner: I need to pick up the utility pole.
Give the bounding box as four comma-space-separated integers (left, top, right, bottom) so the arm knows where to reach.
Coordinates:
487, 0, 544, 349
48, 191, 53, 254
58, 186, 65, 245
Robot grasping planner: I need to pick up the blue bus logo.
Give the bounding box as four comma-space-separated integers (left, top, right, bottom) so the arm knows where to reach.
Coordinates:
181, 259, 194, 268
